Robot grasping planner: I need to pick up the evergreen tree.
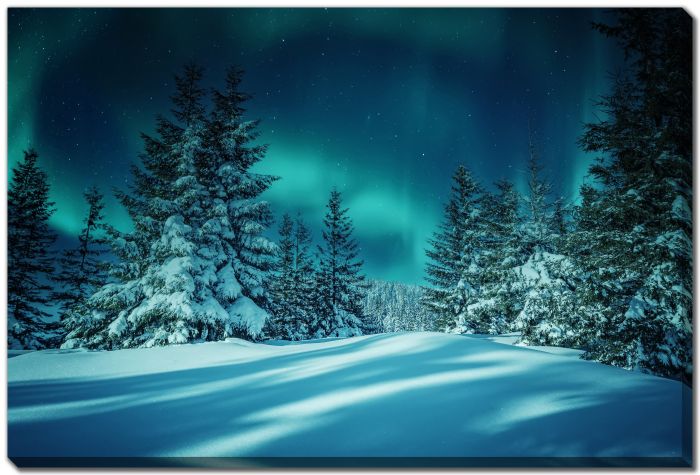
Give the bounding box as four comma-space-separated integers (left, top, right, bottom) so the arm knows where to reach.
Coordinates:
313, 189, 368, 337
273, 212, 295, 305
423, 165, 486, 333
469, 179, 522, 333
573, 10, 692, 382
520, 132, 555, 255
65, 65, 276, 349
513, 136, 573, 344
552, 197, 568, 239
290, 214, 318, 336
206, 67, 278, 310
268, 213, 314, 340
53, 186, 109, 341
8, 149, 57, 349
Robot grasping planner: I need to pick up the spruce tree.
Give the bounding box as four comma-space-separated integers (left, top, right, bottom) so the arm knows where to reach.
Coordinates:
520, 133, 555, 255
290, 214, 317, 337
552, 198, 568, 238
313, 189, 367, 337
573, 9, 692, 382
53, 186, 109, 342
268, 213, 317, 340
8, 149, 57, 349
274, 213, 295, 304
268, 213, 305, 340
513, 137, 574, 344
470, 179, 522, 333
206, 67, 278, 309
423, 165, 486, 333
65, 65, 276, 349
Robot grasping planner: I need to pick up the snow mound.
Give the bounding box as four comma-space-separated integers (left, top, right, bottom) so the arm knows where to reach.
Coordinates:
8, 332, 690, 465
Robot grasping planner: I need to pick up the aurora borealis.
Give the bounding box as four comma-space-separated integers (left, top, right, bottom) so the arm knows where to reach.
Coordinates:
8, 8, 623, 284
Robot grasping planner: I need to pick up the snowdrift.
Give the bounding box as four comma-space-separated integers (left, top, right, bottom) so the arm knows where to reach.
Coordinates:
7, 332, 691, 467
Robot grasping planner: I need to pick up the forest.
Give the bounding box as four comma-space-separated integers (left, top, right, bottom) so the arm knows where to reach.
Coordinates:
7, 9, 691, 386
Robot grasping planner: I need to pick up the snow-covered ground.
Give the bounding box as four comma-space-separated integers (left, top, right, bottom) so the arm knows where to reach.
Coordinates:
469, 332, 586, 358
8, 332, 690, 466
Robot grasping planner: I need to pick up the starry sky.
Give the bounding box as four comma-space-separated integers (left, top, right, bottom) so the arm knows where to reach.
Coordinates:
8, 8, 623, 285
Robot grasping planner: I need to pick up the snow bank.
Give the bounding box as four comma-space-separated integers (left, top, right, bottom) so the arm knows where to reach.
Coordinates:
471, 332, 585, 358
8, 332, 690, 466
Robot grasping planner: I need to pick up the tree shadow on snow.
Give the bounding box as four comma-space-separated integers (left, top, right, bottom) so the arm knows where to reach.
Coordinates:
7, 333, 690, 463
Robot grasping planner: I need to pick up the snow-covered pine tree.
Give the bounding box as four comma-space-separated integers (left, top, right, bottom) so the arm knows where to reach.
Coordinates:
516, 199, 583, 348
573, 9, 692, 382
313, 189, 368, 337
512, 136, 574, 345
60, 88, 182, 348
268, 213, 318, 340
206, 67, 278, 315
65, 65, 275, 349
8, 149, 57, 349
269, 214, 301, 339
520, 133, 555, 255
53, 186, 109, 342
289, 214, 317, 337
269, 213, 295, 329
553, 184, 612, 350
423, 165, 486, 333
468, 179, 522, 333
65, 64, 214, 348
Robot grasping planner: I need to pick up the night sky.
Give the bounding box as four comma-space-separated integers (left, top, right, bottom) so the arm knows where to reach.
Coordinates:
8, 8, 623, 284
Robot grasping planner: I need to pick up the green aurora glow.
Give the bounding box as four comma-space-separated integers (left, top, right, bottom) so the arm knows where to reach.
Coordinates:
8, 8, 622, 284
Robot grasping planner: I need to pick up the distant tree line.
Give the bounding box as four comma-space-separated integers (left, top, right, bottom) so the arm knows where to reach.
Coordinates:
362, 280, 437, 333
